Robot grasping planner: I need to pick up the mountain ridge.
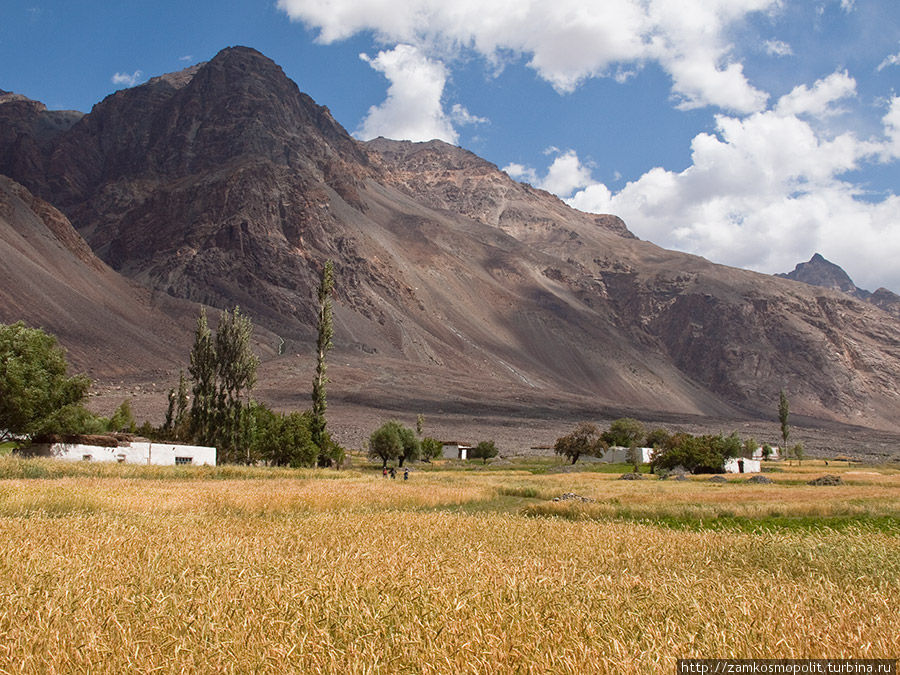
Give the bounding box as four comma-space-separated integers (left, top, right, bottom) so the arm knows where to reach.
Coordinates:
3, 46, 900, 432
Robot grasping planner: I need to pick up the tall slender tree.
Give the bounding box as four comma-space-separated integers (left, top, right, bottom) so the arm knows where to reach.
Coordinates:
778, 389, 790, 449
214, 307, 258, 462
189, 308, 217, 445
311, 261, 334, 456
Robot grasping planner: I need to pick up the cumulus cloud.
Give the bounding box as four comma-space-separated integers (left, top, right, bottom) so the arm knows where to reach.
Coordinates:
111, 70, 143, 87
775, 71, 856, 118
355, 45, 458, 143
511, 77, 900, 291
504, 149, 593, 197
277, 0, 775, 114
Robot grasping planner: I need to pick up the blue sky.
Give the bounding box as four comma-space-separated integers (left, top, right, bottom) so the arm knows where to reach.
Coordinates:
2, 0, 900, 291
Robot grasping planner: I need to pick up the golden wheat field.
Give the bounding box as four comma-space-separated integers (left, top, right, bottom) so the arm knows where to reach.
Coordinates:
0, 459, 897, 673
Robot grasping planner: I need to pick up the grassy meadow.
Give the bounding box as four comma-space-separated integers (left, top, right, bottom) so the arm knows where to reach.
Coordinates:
0, 457, 897, 673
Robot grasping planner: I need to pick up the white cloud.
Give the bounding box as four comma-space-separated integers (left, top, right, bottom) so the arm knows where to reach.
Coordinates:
503, 163, 538, 185
450, 104, 488, 126
111, 70, 143, 88
506, 149, 593, 197
511, 77, 900, 291
277, 0, 776, 113
775, 70, 856, 118
355, 45, 458, 143
764, 39, 793, 57
877, 51, 900, 72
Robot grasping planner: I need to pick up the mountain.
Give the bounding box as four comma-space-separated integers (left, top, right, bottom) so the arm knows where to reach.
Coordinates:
0, 174, 194, 379
778, 253, 900, 318
3, 46, 900, 432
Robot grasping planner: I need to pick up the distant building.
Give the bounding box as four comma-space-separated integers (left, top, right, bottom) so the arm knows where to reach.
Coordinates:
29, 439, 216, 466
724, 457, 761, 474
751, 445, 781, 461
601, 446, 655, 464
441, 442, 472, 460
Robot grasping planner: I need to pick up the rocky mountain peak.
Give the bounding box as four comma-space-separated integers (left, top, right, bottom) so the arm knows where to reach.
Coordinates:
776, 253, 867, 298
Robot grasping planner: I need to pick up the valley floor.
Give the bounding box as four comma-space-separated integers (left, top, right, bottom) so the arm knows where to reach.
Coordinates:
0, 458, 897, 673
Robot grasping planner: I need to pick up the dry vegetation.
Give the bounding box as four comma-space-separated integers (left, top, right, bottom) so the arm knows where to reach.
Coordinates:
0, 460, 897, 673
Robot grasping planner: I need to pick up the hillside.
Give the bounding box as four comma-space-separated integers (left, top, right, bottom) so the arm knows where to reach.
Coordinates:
2, 46, 900, 433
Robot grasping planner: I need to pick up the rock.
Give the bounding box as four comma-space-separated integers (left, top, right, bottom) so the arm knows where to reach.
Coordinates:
708, 475, 728, 483
747, 475, 773, 484
551, 492, 595, 503
807, 475, 844, 486
618, 472, 645, 480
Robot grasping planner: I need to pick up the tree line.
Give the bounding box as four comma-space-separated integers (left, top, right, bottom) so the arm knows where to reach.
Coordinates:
554, 414, 804, 473
0, 261, 343, 468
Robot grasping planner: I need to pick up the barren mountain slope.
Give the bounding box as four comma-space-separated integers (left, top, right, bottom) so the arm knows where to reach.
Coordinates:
0, 175, 194, 378
2, 46, 900, 431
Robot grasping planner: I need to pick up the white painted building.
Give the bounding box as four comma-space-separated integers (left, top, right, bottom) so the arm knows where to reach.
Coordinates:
441, 442, 472, 460
600, 446, 655, 464
724, 457, 761, 474
31, 441, 216, 466
750, 446, 781, 461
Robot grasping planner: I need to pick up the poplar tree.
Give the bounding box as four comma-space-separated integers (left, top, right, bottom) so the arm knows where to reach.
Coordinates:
311, 261, 334, 456
189, 308, 216, 445
214, 307, 258, 462
778, 389, 790, 448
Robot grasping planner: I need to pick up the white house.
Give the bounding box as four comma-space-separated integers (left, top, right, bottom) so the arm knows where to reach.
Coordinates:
30, 440, 216, 466
441, 442, 472, 460
751, 445, 781, 461
600, 446, 655, 464
724, 457, 761, 474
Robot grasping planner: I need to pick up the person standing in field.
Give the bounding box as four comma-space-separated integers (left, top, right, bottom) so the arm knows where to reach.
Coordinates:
404, 468, 409, 481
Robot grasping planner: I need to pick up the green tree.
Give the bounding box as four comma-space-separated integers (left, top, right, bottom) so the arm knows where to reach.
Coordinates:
554, 422, 607, 464
651, 432, 741, 474
311, 261, 334, 462
214, 307, 258, 462
645, 428, 670, 449
253, 405, 318, 467
0, 322, 91, 441
778, 389, 790, 448
108, 399, 136, 433
603, 418, 646, 448
790, 442, 804, 466
471, 440, 498, 464
626, 444, 642, 473
368, 420, 418, 468
368, 421, 403, 468
742, 437, 757, 459
420, 437, 442, 462
189, 308, 217, 445
416, 413, 425, 436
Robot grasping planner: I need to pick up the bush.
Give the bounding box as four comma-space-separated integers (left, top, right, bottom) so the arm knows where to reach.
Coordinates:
470, 440, 498, 464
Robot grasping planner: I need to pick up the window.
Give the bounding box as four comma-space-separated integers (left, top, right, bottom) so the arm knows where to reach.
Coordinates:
175, 457, 193, 465
82, 454, 92, 461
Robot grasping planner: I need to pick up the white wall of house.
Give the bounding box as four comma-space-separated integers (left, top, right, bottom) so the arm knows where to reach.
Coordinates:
601, 446, 655, 464
724, 457, 761, 473
36, 442, 216, 466
441, 443, 471, 460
